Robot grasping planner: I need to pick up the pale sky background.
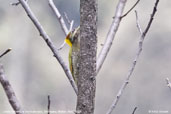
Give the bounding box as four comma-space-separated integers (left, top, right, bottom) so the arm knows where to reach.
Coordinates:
0, 0, 171, 114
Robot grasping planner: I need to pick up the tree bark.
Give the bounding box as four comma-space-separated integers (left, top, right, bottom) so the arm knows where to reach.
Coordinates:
76, 0, 97, 114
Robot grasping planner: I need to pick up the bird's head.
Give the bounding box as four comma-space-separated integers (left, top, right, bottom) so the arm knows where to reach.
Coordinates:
65, 26, 80, 47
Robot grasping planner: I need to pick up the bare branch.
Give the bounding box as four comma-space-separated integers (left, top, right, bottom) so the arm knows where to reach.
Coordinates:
122, 0, 140, 18
143, 0, 159, 35
0, 64, 23, 114
97, 0, 128, 74
56, 12, 74, 50
11, 0, 28, 6
69, 20, 74, 32
48, 0, 69, 35
0, 48, 12, 58
11, 2, 20, 6
63, 12, 74, 32
135, 10, 143, 34
57, 41, 66, 50
97, 0, 141, 74
17, 0, 78, 95
47, 95, 51, 114
106, 0, 160, 114
48, 0, 75, 50
64, 12, 71, 24
165, 78, 171, 91
132, 107, 138, 114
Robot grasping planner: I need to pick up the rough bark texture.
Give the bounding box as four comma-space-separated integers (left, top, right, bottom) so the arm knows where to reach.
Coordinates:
76, 0, 97, 114
0, 64, 23, 114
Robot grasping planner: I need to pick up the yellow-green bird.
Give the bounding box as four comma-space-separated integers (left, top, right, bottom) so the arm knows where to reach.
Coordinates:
65, 26, 80, 84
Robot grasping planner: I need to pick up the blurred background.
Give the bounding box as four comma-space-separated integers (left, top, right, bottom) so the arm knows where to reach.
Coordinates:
0, 0, 171, 113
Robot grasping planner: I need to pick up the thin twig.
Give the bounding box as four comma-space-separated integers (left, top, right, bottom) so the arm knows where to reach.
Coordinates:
135, 10, 143, 34
64, 12, 71, 24
97, 0, 128, 74
69, 20, 74, 32
122, 0, 140, 18
48, 0, 73, 50
48, 0, 75, 50
48, 0, 69, 35
57, 41, 66, 50
97, 0, 141, 74
132, 107, 138, 114
165, 78, 171, 92
143, 0, 159, 35
0, 64, 23, 114
0, 48, 12, 58
11, 2, 20, 6
17, 0, 78, 95
106, 0, 159, 114
47, 95, 51, 114
11, 0, 28, 6
64, 12, 74, 32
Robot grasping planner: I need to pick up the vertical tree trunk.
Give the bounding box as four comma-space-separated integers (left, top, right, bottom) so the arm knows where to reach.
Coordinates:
76, 0, 97, 114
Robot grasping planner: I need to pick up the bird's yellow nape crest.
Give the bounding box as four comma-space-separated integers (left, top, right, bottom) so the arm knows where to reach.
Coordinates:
65, 32, 72, 47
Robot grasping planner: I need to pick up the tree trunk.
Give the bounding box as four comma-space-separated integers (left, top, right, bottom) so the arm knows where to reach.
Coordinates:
76, 0, 97, 114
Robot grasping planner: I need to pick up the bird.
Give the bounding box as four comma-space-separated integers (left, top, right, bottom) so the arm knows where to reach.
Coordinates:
65, 26, 80, 85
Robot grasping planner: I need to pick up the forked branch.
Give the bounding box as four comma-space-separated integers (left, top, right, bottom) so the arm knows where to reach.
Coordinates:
106, 0, 159, 114
48, 0, 74, 50
97, 0, 140, 74
17, 0, 78, 95
97, 0, 128, 74
121, 0, 140, 18
48, 0, 69, 35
